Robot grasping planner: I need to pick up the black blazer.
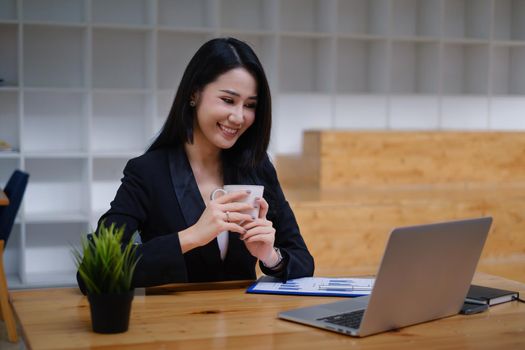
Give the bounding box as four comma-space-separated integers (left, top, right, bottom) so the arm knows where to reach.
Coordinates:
77, 147, 314, 292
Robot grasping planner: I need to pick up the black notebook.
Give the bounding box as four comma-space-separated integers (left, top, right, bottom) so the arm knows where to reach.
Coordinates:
465, 284, 519, 306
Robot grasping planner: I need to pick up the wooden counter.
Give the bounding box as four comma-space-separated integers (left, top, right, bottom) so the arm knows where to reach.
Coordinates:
10, 273, 525, 350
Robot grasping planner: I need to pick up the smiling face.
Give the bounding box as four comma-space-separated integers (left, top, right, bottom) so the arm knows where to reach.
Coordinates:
192, 67, 258, 152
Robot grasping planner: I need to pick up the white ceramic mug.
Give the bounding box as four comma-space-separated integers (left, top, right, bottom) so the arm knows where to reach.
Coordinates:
211, 185, 264, 219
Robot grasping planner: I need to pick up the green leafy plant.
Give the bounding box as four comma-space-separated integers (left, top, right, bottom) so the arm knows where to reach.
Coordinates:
73, 222, 141, 295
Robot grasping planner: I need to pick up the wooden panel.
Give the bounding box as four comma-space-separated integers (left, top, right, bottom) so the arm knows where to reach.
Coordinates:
303, 131, 321, 156
287, 131, 525, 188
478, 256, 525, 284
274, 131, 321, 188
287, 187, 525, 282
275, 131, 525, 283
274, 155, 319, 188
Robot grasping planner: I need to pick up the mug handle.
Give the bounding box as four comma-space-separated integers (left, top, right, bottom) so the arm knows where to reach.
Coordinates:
210, 188, 227, 201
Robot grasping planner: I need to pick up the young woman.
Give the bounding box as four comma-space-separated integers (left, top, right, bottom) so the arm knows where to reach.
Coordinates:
77, 38, 314, 292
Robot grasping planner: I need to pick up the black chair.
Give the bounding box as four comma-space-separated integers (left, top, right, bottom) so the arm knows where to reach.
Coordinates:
1, 170, 30, 245
0, 169, 29, 342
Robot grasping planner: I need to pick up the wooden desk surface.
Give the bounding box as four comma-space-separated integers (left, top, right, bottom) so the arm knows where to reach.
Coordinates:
0, 190, 8, 206
11, 273, 525, 350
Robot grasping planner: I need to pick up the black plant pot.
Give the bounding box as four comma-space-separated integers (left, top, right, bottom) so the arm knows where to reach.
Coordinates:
87, 290, 134, 333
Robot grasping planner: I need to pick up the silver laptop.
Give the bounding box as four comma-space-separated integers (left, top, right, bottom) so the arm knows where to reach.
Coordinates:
279, 217, 492, 337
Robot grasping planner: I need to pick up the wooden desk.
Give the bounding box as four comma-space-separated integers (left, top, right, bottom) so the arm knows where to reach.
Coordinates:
0, 190, 8, 206
11, 273, 525, 350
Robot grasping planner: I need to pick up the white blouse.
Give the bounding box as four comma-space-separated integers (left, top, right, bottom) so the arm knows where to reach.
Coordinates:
217, 231, 229, 260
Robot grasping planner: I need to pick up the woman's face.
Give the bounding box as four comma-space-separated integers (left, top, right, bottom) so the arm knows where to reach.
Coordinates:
193, 67, 257, 151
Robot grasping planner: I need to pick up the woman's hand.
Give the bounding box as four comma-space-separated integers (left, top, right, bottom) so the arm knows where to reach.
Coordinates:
241, 197, 279, 267
178, 191, 254, 253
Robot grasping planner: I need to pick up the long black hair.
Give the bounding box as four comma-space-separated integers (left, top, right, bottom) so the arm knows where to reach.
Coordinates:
148, 37, 272, 180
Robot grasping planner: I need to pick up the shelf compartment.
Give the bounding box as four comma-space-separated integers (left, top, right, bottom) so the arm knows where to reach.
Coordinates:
0, 152, 20, 159
337, 38, 388, 94
157, 32, 208, 90
157, 0, 215, 29
23, 25, 85, 87
92, 0, 153, 26
92, 157, 128, 214
24, 222, 87, 285
443, 0, 491, 40
441, 96, 489, 129
492, 45, 525, 95
90, 210, 104, 230
24, 158, 89, 217
3, 223, 21, 279
6, 274, 24, 289
91, 151, 142, 159
442, 43, 490, 95
491, 97, 525, 129
390, 41, 439, 94
0, 23, 18, 86
493, 0, 525, 41
156, 90, 173, 132
0, 159, 21, 184
23, 90, 87, 152
337, 0, 389, 36
334, 95, 388, 128
280, 36, 333, 93
22, 0, 85, 24
92, 91, 152, 153
276, 93, 332, 154
92, 28, 152, 89
391, 0, 441, 38
220, 0, 273, 31
24, 212, 89, 223
221, 33, 277, 87
390, 95, 439, 129
23, 271, 78, 288
0, 0, 17, 21
0, 91, 19, 152
280, 0, 334, 33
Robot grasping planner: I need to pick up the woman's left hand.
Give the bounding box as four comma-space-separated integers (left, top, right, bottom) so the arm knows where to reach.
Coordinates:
241, 197, 277, 266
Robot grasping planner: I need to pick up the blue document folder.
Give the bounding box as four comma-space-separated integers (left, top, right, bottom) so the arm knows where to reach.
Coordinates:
246, 276, 374, 297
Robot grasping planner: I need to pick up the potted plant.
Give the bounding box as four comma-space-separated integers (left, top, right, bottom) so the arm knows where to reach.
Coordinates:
72, 222, 141, 333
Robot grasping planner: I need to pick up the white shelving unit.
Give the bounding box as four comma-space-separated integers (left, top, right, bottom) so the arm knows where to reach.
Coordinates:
1, 0, 524, 288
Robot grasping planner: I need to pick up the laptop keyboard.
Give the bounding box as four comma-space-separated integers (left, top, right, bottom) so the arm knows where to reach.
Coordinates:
317, 309, 365, 329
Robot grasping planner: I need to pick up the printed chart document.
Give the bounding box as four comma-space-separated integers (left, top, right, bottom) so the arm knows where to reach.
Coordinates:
246, 276, 375, 297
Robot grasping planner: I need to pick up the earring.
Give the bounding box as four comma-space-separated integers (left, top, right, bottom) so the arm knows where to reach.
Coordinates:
189, 100, 196, 107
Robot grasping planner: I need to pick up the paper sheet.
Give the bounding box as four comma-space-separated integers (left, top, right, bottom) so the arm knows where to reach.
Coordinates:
247, 276, 375, 297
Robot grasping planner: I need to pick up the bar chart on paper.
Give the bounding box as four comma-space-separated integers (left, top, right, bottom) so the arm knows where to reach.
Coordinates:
247, 277, 375, 297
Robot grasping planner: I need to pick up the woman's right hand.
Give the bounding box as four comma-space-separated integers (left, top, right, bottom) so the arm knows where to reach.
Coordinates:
178, 190, 254, 253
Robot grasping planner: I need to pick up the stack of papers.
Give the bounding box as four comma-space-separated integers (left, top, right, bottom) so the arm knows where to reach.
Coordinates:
247, 276, 375, 297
